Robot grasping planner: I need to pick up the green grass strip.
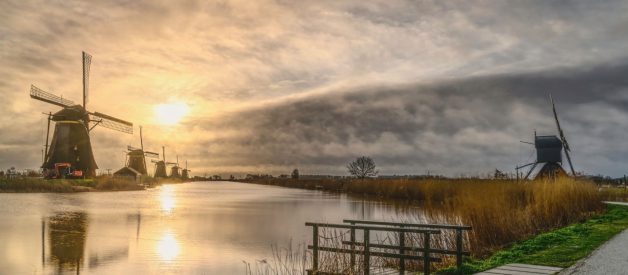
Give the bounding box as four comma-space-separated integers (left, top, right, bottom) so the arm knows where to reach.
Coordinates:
439, 204, 628, 274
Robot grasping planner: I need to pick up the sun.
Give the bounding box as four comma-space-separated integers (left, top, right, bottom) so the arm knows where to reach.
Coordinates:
154, 102, 189, 125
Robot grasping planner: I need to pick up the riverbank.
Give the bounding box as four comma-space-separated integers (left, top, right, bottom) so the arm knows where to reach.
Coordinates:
0, 176, 189, 192
440, 203, 628, 274
244, 178, 602, 256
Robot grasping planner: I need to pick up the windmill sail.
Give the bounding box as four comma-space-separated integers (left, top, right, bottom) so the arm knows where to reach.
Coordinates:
30, 85, 75, 108
550, 94, 576, 175
82, 51, 91, 108
91, 112, 133, 134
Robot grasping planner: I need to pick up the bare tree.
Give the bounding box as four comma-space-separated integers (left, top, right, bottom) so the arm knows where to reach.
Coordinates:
347, 156, 378, 179
291, 168, 299, 179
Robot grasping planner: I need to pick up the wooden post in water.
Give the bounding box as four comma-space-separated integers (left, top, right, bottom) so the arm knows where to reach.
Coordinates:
423, 232, 431, 275
312, 224, 319, 273
399, 230, 405, 274
456, 228, 463, 274
364, 229, 370, 275
350, 223, 356, 272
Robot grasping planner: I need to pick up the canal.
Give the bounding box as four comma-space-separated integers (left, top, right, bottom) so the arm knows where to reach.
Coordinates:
0, 182, 422, 274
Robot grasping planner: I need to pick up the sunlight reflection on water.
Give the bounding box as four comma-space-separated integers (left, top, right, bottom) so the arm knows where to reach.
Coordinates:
0, 182, 423, 274
157, 231, 180, 261
159, 185, 176, 215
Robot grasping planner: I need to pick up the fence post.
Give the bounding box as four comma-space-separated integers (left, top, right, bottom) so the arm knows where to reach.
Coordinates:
399, 230, 405, 275
350, 223, 356, 272
423, 232, 431, 275
456, 228, 463, 274
364, 229, 370, 275
313, 224, 319, 273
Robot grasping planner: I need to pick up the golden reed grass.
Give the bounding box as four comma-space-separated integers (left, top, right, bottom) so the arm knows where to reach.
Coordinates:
246, 177, 603, 258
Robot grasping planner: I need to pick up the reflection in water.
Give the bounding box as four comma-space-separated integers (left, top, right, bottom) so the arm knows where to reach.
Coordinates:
157, 231, 180, 261
159, 185, 176, 214
0, 182, 430, 274
47, 212, 88, 274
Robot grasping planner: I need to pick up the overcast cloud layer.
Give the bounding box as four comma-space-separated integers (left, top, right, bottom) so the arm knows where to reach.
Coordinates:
1, 0, 627, 177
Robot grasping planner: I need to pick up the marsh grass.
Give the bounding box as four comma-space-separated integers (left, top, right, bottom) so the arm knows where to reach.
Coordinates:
246, 177, 604, 272
0, 176, 147, 192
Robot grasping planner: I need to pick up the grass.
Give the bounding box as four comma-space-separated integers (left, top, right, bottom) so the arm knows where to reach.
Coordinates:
245, 177, 605, 273
0, 176, 149, 192
439, 203, 628, 274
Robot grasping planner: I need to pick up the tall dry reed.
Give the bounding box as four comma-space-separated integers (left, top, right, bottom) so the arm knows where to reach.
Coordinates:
247, 177, 603, 257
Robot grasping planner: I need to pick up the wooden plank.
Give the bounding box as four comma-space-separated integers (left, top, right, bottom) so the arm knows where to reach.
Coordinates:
495, 266, 556, 274
504, 264, 562, 271
479, 263, 563, 275
482, 268, 547, 275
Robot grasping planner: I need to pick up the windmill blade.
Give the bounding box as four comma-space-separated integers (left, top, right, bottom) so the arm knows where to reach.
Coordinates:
165, 162, 177, 165
151, 159, 161, 163
91, 112, 133, 134
30, 85, 75, 108
128, 145, 141, 151
550, 94, 576, 175
144, 151, 159, 158
82, 51, 92, 108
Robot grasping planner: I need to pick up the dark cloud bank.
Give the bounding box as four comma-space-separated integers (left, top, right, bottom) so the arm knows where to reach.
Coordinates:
192, 61, 628, 177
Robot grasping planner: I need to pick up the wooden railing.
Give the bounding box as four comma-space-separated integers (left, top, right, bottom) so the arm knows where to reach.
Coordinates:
305, 220, 472, 275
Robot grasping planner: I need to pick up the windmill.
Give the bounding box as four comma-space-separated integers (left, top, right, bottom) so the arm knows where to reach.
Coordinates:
152, 146, 176, 177
181, 160, 191, 179
517, 94, 576, 180
170, 155, 181, 178
124, 126, 159, 175
31, 52, 133, 178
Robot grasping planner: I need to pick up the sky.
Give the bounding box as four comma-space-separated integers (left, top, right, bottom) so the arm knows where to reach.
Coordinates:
1, 0, 628, 177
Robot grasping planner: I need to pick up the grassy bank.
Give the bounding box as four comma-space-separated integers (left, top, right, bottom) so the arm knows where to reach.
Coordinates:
0, 176, 151, 192
441, 203, 628, 274
245, 178, 603, 257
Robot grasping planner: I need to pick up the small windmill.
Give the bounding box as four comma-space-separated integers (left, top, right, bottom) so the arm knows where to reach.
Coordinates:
517, 94, 576, 180
181, 160, 191, 179
170, 156, 182, 178
31, 52, 133, 178
152, 146, 176, 177
124, 126, 159, 175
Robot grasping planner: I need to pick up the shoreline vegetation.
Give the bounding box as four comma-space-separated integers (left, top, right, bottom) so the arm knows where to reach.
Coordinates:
0, 176, 189, 193
242, 177, 628, 273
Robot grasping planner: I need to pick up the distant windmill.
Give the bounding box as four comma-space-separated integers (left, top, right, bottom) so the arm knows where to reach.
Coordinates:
31, 52, 133, 178
517, 94, 576, 180
181, 160, 191, 179
125, 126, 159, 175
170, 155, 181, 178
152, 146, 176, 178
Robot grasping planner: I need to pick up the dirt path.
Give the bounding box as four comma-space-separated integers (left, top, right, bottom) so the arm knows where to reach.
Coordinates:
560, 202, 628, 275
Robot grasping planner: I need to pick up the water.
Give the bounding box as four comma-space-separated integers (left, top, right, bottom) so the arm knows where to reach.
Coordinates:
0, 182, 421, 274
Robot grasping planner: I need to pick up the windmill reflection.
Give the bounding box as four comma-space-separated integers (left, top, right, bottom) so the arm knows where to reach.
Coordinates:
47, 212, 88, 274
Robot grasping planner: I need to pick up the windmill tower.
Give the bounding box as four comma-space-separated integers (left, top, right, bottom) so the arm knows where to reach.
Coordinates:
125, 126, 159, 175
170, 155, 181, 178
30, 52, 133, 178
152, 146, 176, 177
517, 95, 576, 180
181, 160, 190, 179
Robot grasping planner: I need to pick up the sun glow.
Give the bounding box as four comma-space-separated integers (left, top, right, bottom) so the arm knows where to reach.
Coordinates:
157, 231, 180, 261
159, 185, 176, 215
154, 102, 189, 125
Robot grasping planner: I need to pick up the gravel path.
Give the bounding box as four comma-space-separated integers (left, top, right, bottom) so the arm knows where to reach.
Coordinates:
560, 202, 628, 275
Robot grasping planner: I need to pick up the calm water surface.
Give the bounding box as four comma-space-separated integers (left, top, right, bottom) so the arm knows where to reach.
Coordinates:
0, 182, 421, 274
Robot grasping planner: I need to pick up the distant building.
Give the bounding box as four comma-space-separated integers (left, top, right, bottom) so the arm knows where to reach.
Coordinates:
113, 166, 141, 181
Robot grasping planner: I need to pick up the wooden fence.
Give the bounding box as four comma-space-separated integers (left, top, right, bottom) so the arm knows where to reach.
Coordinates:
306, 220, 472, 275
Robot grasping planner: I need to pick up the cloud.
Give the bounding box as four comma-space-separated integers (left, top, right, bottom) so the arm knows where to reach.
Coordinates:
1, 0, 628, 176
186, 60, 628, 177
